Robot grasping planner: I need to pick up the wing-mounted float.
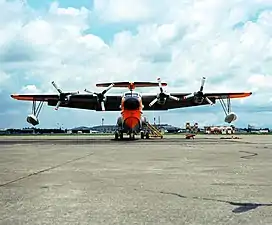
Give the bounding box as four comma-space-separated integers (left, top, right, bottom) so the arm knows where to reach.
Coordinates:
181, 77, 251, 123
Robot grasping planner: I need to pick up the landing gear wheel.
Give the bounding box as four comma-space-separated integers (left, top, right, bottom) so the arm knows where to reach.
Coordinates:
129, 133, 135, 140
119, 132, 123, 140
114, 132, 118, 140
146, 132, 150, 139
140, 132, 145, 139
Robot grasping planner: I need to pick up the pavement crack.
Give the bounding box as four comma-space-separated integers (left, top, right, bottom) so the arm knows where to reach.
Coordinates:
0, 152, 94, 187
239, 151, 258, 159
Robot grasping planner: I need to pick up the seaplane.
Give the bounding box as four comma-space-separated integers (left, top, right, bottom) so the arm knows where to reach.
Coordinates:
11, 77, 252, 139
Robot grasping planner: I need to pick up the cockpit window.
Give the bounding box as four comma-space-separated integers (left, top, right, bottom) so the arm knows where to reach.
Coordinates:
124, 92, 140, 98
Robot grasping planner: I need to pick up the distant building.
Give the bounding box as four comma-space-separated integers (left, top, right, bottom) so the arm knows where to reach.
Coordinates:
91, 125, 117, 133
204, 126, 235, 134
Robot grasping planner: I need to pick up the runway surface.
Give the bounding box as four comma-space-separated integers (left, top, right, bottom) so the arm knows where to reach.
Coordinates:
0, 134, 272, 225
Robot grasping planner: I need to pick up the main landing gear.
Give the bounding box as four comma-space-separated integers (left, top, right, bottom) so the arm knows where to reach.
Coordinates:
114, 131, 125, 140
114, 130, 148, 140
140, 131, 150, 139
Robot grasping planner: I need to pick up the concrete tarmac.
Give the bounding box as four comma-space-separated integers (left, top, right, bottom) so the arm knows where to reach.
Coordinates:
0, 134, 272, 225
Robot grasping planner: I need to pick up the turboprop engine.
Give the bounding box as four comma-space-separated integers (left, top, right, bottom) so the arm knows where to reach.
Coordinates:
26, 114, 39, 126
183, 77, 214, 105
149, 78, 179, 107
224, 112, 237, 123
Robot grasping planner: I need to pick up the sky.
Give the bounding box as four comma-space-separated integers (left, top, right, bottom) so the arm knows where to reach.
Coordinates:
0, 0, 271, 129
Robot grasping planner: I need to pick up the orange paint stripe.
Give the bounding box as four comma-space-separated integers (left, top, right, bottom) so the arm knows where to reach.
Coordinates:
10, 95, 55, 101
11, 95, 35, 101
228, 92, 252, 99
125, 117, 139, 129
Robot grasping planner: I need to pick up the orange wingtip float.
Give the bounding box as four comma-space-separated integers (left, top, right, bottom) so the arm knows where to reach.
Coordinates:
96, 81, 167, 88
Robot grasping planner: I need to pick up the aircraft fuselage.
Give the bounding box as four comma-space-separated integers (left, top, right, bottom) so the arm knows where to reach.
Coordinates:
116, 91, 146, 138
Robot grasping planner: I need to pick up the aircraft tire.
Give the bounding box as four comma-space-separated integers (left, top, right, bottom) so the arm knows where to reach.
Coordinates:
129, 133, 134, 140
141, 132, 145, 139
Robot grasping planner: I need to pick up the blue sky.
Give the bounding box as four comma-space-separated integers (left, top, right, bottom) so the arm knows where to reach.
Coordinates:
0, 0, 271, 129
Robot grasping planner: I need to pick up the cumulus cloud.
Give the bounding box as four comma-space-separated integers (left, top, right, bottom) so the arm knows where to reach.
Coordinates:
93, 0, 163, 23
0, 0, 271, 128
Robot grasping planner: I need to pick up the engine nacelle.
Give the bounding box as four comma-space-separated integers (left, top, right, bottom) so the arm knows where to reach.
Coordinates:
157, 98, 166, 105
157, 93, 167, 105
224, 112, 237, 123
193, 95, 204, 104
26, 114, 39, 126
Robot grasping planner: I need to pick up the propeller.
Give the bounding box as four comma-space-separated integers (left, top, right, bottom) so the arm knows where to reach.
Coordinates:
183, 77, 214, 105
149, 78, 180, 107
84, 83, 114, 111
52, 81, 79, 110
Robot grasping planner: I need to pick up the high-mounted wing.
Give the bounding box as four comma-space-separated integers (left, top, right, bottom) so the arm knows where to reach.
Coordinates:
11, 81, 122, 111
11, 93, 122, 111
141, 91, 252, 110
141, 77, 252, 110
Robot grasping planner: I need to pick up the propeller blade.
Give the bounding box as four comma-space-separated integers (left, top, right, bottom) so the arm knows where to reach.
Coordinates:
84, 89, 95, 95
168, 95, 180, 101
200, 77, 206, 92
149, 98, 158, 107
183, 93, 194, 100
101, 101, 105, 111
157, 77, 163, 92
205, 96, 214, 105
102, 83, 114, 95
52, 81, 62, 94
55, 101, 61, 110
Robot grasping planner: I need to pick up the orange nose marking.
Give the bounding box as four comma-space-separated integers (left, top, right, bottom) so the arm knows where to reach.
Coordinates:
125, 117, 139, 129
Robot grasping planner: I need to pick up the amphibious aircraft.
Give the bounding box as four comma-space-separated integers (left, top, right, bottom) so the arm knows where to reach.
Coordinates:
11, 77, 252, 139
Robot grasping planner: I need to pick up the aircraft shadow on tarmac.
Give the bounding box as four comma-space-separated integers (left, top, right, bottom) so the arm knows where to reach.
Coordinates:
159, 191, 272, 214
140, 189, 272, 214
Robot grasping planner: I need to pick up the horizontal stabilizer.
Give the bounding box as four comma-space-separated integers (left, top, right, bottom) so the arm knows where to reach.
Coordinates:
96, 81, 167, 88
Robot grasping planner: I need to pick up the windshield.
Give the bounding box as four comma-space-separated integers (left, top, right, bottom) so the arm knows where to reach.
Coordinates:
124, 92, 140, 98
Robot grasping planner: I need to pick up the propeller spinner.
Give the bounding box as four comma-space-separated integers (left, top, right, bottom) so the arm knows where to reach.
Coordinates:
84, 83, 114, 111
149, 78, 180, 107
52, 81, 79, 110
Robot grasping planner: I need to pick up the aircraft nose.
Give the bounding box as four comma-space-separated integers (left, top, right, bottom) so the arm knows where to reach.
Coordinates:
124, 97, 140, 110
